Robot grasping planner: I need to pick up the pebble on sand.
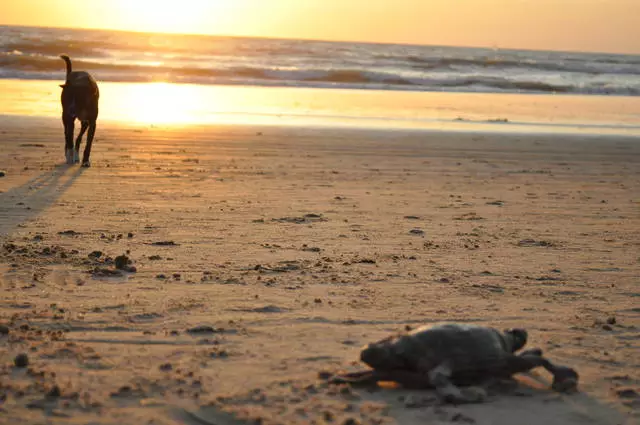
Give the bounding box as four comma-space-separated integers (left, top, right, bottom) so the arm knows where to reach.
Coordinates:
14, 353, 29, 368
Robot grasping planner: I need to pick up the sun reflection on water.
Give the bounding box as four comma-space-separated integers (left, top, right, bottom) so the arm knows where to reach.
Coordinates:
101, 82, 213, 125
1, 80, 639, 136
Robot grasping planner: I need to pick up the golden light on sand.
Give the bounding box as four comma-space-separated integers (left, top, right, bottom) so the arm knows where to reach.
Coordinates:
100, 82, 295, 126
104, 82, 211, 125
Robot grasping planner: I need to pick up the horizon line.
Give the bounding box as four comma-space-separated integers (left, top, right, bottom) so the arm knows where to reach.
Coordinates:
2, 23, 639, 58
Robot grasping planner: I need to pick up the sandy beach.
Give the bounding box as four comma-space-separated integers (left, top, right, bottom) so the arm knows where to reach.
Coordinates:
0, 114, 639, 424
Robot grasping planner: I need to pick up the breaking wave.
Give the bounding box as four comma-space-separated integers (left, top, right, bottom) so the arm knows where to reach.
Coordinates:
1, 25, 639, 96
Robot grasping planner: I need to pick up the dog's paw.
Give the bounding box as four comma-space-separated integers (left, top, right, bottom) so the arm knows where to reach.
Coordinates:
81, 161, 91, 168
65, 149, 74, 165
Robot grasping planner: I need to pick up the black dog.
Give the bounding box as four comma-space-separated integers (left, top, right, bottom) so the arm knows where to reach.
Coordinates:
60, 55, 99, 167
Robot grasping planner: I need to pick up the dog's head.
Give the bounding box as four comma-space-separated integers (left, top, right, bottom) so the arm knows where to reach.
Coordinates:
503, 328, 528, 352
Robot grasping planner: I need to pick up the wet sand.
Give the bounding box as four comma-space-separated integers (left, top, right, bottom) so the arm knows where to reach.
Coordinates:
0, 116, 639, 424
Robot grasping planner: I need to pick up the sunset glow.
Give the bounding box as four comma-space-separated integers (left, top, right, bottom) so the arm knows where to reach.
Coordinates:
1, 0, 638, 54
109, 83, 208, 125
111, 0, 240, 35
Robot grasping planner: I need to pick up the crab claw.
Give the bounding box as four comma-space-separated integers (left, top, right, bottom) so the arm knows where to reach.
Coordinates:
551, 366, 579, 393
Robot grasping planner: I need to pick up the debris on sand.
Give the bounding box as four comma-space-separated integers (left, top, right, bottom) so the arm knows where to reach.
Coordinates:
231, 305, 288, 314
616, 387, 639, 400
114, 254, 137, 272
354, 258, 376, 264
46, 385, 62, 398
91, 267, 124, 277
14, 353, 29, 368
58, 230, 82, 236
517, 239, 555, 247
254, 261, 302, 273
151, 241, 179, 246
301, 245, 322, 253
272, 214, 327, 224
88, 250, 103, 259
187, 325, 225, 334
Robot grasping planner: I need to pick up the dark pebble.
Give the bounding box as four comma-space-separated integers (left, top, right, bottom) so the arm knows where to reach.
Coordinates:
317, 370, 333, 380
210, 350, 229, 358
0, 325, 9, 335
616, 388, 639, 399
606, 316, 616, 325
187, 325, 220, 334
602, 324, 613, 331
0, 171, 5, 177
159, 363, 173, 371
14, 353, 29, 368
47, 385, 62, 398
114, 254, 130, 270
88, 250, 103, 259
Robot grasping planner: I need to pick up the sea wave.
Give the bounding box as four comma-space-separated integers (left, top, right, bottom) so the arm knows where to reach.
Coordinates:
1, 25, 639, 97
406, 55, 640, 76
1, 52, 639, 96
2, 63, 638, 97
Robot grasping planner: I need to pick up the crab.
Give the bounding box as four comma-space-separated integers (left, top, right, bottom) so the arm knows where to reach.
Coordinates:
330, 323, 579, 403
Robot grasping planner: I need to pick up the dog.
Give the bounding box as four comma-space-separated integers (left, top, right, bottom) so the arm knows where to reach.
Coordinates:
59, 55, 99, 167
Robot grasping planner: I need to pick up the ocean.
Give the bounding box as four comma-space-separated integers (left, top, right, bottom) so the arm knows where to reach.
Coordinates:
2, 25, 639, 96
1, 25, 639, 134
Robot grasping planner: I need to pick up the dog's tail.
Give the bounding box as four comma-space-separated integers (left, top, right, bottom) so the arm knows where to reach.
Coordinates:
60, 55, 72, 78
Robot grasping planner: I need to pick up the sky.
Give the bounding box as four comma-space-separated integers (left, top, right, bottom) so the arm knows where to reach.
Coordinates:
1, 0, 639, 54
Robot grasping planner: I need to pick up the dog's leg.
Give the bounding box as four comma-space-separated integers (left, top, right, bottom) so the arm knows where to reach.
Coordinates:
74, 121, 89, 164
81, 121, 96, 167
428, 363, 485, 403
504, 353, 579, 392
63, 114, 75, 165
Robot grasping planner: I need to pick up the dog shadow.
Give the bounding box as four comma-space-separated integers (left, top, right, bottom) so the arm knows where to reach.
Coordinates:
0, 164, 86, 237
356, 377, 628, 425
161, 374, 630, 425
